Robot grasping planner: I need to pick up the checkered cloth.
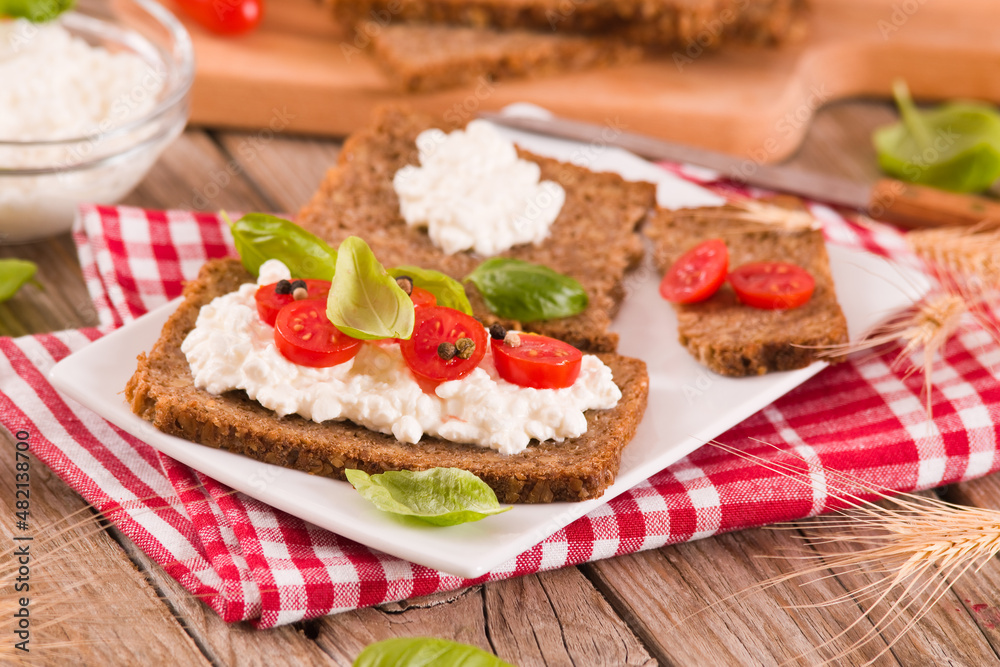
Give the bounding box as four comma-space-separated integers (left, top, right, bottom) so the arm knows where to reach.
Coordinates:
1, 193, 998, 628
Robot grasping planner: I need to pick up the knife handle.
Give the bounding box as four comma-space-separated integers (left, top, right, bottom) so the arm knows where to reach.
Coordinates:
869, 178, 1000, 230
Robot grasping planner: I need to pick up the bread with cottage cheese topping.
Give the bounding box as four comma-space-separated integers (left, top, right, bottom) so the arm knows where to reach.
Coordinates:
296, 105, 656, 354
125, 259, 650, 503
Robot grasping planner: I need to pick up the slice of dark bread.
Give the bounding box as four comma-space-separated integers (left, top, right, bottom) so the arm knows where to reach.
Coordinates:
643, 203, 848, 376
296, 105, 656, 354
368, 23, 643, 92
333, 0, 806, 47
125, 259, 650, 504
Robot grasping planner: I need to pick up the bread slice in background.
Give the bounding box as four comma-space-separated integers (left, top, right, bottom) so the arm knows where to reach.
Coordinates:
333, 0, 807, 47
296, 105, 656, 353
125, 259, 650, 504
368, 23, 643, 92
643, 203, 848, 376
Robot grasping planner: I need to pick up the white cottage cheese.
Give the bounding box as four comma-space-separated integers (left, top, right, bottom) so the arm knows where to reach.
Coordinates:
181, 260, 621, 455
392, 120, 565, 256
0, 19, 160, 142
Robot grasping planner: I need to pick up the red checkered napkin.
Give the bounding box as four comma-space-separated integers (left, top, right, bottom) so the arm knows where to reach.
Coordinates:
2, 195, 998, 628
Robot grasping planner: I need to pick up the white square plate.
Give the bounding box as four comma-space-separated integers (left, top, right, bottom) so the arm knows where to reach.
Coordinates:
49, 242, 926, 578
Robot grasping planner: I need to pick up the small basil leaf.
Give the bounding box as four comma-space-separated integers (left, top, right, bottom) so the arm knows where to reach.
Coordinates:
0, 0, 74, 22
464, 258, 588, 321
326, 237, 414, 340
228, 212, 338, 280
0, 259, 38, 302
873, 79, 1000, 193
345, 468, 511, 526
388, 265, 473, 315
354, 637, 515, 667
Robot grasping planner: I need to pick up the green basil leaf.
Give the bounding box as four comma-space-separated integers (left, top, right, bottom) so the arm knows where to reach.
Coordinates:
0, 259, 38, 302
0, 0, 74, 22
354, 637, 515, 667
388, 265, 473, 315
873, 79, 1000, 193
345, 468, 511, 526
464, 258, 588, 321
228, 212, 338, 280
326, 237, 414, 340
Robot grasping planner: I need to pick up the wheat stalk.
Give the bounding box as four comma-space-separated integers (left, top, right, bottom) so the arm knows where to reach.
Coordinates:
707, 440, 1000, 666
813, 247, 1000, 419
678, 196, 822, 233
907, 223, 1000, 284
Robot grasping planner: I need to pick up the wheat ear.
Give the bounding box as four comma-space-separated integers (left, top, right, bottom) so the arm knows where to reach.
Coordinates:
707, 439, 1000, 666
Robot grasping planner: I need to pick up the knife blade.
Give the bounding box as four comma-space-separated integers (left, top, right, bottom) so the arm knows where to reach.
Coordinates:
480, 111, 1000, 230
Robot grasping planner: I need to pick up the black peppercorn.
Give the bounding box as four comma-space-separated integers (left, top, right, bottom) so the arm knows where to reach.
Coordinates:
437, 342, 457, 361
395, 276, 414, 296
488, 323, 506, 340
274, 279, 293, 295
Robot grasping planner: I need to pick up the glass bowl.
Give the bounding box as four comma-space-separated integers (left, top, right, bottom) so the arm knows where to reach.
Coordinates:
0, 0, 193, 243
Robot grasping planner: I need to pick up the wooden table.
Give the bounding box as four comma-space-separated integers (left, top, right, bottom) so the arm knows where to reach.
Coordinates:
5, 101, 1000, 666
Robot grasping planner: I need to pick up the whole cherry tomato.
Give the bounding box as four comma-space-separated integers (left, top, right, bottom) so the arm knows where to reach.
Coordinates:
174, 0, 263, 35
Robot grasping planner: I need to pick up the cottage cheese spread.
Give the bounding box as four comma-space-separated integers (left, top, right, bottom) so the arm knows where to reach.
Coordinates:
392, 120, 566, 256
181, 260, 620, 455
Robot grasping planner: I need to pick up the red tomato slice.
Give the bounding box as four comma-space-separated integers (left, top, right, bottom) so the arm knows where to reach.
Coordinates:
659, 238, 729, 304
410, 286, 437, 308
491, 334, 582, 389
273, 299, 362, 367
174, 0, 263, 35
255, 279, 331, 326
728, 262, 815, 310
399, 306, 487, 392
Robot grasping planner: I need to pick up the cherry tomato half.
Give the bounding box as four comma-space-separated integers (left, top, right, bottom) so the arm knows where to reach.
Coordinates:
491, 334, 582, 389
728, 262, 815, 310
255, 279, 331, 326
410, 286, 437, 308
399, 306, 487, 392
174, 0, 263, 35
659, 238, 729, 304
274, 299, 362, 367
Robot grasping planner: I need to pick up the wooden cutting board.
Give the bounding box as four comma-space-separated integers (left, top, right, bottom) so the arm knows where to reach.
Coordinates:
178, 0, 1000, 163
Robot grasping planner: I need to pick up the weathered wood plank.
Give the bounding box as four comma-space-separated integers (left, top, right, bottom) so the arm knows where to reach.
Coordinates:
793, 497, 1000, 667
583, 526, 899, 666
933, 478, 1000, 657
122, 131, 273, 213
215, 132, 343, 213
482, 567, 656, 666
106, 532, 340, 667
0, 431, 210, 666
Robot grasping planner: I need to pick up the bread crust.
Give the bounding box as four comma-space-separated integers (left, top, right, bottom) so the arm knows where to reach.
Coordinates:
126, 259, 650, 504
643, 204, 849, 376
295, 105, 656, 354
333, 0, 807, 47
369, 23, 644, 93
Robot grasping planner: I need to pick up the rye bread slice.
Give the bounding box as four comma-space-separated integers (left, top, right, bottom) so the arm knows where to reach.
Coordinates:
125, 259, 650, 504
368, 23, 643, 92
334, 0, 806, 47
643, 204, 848, 376
296, 105, 656, 354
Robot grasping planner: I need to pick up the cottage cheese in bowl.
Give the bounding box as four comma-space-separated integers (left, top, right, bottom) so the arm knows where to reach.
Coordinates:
0, 1, 192, 242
